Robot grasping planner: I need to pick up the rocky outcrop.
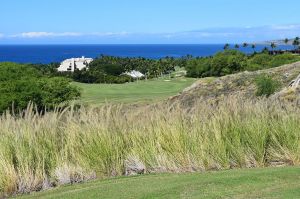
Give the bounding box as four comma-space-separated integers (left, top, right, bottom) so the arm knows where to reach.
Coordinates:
289, 73, 300, 88
125, 155, 146, 176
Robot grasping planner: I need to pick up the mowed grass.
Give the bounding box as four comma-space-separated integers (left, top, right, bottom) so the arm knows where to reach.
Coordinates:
20, 167, 300, 199
72, 77, 196, 104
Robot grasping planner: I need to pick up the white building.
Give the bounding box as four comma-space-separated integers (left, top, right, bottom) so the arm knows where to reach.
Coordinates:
124, 70, 145, 78
57, 56, 93, 72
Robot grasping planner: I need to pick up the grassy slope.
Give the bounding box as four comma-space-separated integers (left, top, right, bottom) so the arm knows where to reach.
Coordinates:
171, 61, 300, 106
73, 77, 196, 104
20, 167, 300, 199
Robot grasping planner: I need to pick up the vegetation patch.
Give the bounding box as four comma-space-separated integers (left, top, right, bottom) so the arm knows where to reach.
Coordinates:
0, 62, 80, 113
185, 50, 300, 78
255, 75, 281, 97
1, 96, 300, 197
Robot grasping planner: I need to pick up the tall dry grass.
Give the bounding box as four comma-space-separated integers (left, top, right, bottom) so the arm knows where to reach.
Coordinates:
1, 97, 300, 197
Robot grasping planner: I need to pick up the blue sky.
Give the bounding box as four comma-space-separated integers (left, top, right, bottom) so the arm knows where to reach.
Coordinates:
1, 0, 300, 44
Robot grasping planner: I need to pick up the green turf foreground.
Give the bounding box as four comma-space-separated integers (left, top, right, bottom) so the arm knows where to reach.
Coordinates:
19, 167, 300, 199
72, 77, 196, 104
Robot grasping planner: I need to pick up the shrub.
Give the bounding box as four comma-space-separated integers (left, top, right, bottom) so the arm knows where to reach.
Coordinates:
270, 53, 299, 67
39, 77, 81, 109
255, 75, 280, 97
245, 53, 273, 71
186, 58, 210, 77
0, 63, 80, 113
210, 50, 246, 76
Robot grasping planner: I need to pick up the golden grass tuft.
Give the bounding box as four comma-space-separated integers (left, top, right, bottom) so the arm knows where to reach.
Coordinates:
1, 97, 300, 196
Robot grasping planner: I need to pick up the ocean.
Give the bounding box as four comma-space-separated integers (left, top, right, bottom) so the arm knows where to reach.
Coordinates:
0, 44, 294, 64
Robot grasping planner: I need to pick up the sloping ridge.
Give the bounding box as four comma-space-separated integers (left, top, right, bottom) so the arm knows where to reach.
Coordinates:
169, 61, 300, 106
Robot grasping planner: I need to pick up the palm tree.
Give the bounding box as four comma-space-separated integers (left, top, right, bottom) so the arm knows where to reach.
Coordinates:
284, 38, 289, 45
251, 44, 256, 52
234, 44, 240, 49
242, 43, 248, 48
223, 43, 230, 50
270, 42, 277, 51
293, 39, 299, 50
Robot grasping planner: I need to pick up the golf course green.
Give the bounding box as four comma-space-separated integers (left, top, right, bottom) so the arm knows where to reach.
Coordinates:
73, 77, 196, 104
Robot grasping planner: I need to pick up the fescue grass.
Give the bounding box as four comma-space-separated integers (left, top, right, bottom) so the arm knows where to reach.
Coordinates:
1, 96, 300, 197
19, 167, 300, 199
72, 77, 196, 104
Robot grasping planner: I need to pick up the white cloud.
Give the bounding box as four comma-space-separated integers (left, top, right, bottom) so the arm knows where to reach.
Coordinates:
271, 24, 300, 30
21, 32, 54, 38
90, 31, 130, 37
9, 31, 130, 38
11, 32, 83, 38
0, 33, 4, 38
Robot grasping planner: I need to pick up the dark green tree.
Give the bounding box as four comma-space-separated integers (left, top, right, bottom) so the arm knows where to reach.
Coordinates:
270, 42, 277, 51
251, 44, 256, 52
223, 43, 230, 50
243, 43, 248, 48
293, 39, 300, 50
284, 38, 289, 45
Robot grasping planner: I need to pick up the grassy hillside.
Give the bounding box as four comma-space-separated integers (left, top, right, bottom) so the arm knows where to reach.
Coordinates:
20, 167, 300, 199
73, 77, 196, 104
171, 61, 300, 106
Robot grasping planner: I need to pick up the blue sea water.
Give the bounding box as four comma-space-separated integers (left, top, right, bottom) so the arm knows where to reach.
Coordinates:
0, 44, 294, 64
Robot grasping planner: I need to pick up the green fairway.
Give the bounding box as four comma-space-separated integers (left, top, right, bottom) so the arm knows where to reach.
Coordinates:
19, 167, 300, 199
72, 77, 196, 104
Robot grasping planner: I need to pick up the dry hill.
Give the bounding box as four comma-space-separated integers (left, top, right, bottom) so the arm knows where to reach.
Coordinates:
169, 61, 300, 106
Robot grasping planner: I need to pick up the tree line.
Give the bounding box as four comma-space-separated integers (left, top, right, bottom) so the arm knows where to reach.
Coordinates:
33, 55, 188, 84
225, 37, 300, 52
33, 49, 300, 83
185, 50, 300, 78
